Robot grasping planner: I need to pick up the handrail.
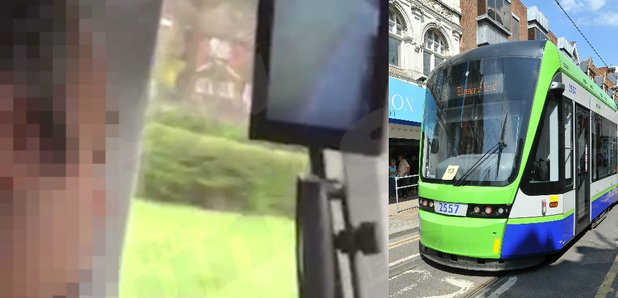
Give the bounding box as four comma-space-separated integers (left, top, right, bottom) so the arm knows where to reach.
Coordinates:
391, 174, 419, 213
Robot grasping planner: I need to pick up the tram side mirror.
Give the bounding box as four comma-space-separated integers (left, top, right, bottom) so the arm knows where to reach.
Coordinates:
550, 82, 565, 95
430, 139, 439, 154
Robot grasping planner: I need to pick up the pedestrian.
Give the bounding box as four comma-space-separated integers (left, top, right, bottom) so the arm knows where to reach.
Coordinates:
397, 154, 410, 197
389, 159, 397, 199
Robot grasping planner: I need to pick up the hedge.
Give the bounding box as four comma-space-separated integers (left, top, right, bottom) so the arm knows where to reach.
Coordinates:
137, 122, 308, 218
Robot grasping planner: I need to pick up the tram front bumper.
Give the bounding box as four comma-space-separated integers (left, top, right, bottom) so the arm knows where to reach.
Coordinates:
419, 210, 506, 259
418, 242, 546, 272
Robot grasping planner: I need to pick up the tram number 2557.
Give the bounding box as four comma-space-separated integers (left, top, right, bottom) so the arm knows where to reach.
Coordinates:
437, 202, 460, 214
568, 84, 576, 95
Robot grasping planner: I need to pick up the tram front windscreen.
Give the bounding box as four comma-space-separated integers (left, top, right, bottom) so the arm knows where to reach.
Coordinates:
421, 57, 541, 186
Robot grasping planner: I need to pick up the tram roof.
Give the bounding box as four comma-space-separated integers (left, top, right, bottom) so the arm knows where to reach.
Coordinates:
556, 46, 617, 111
444, 40, 547, 67
435, 40, 617, 111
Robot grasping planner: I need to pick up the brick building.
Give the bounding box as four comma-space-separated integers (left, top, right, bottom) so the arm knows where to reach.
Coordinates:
557, 37, 580, 63
526, 6, 556, 44
460, 0, 528, 52
579, 58, 618, 103
459, 2, 565, 53
509, 0, 528, 41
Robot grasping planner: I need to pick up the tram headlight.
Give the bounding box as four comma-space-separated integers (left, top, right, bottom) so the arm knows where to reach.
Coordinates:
422, 200, 428, 207
429, 201, 434, 208
468, 204, 510, 217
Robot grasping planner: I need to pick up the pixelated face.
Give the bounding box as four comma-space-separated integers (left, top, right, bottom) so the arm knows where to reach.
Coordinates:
0, 2, 108, 297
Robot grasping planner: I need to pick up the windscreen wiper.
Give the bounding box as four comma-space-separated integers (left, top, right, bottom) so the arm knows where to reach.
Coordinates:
453, 114, 508, 187
495, 113, 508, 179
452, 142, 501, 187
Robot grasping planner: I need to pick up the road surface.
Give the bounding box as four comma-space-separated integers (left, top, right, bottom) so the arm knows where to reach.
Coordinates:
389, 205, 618, 298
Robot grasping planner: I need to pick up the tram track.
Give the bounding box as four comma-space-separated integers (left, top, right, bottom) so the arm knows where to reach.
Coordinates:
389, 207, 618, 297
388, 227, 515, 298
388, 231, 512, 298
388, 230, 423, 280
461, 273, 509, 298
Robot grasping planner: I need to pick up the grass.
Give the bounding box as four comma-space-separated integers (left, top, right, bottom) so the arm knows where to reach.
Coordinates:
123, 102, 305, 297
120, 199, 298, 298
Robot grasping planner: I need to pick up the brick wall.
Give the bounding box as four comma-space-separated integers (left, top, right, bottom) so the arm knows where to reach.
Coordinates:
585, 60, 617, 102
588, 58, 601, 78
510, 0, 527, 41
547, 31, 558, 45
598, 66, 616, 93
460, 0, 478, 53
527, 27, 535, 40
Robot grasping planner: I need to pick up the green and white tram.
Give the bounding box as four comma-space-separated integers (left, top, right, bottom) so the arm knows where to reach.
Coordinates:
418, 40, 618, 270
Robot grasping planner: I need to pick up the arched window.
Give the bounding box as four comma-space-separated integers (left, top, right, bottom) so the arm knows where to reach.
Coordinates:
389, 7, 406, 67
423, 29, 447, 76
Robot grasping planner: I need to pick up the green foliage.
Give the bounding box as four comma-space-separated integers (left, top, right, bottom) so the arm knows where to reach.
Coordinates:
138, 121, 307, 217
147, 103, 309, 152
148, 104, 247, 142
120, 199, 297, 298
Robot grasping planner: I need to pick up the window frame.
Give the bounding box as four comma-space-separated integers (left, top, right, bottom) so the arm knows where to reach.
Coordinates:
389, 36, 402, 67
389, 6, 406, 67
423, 29, 447, 76
533, 27, 548, 41
511, 14, 520, 40
482, 0, 511, 29
563, 97, 574, 190
521, 82, 567, 195
591, 112, 618, 182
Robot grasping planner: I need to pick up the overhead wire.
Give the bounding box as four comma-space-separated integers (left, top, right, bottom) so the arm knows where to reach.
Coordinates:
554, 0, 610, 68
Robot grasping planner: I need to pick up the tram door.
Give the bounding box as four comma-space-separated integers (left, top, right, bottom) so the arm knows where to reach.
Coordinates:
574, 104, 590, 233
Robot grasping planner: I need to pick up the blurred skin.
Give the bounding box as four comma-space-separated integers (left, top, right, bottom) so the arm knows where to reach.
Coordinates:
0, 3, 109, 298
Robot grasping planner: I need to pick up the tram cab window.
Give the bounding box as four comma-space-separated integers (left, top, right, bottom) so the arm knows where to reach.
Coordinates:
530, 98, 559, 183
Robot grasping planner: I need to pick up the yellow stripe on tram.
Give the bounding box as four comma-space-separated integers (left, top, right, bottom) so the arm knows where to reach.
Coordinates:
493, 238, 501, 254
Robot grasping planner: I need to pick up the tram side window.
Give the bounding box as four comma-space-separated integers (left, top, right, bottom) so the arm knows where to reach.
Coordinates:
563, 100, 573, 188
530, 100, 559, 183
611, 124, 618, 174
592, 114, 599, 180
610, 119, 617, 177
612, 123, 618, 176
592, 114, 618, 181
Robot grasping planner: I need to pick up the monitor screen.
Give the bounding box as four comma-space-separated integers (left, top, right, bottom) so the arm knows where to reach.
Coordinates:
265, 0, 381, 130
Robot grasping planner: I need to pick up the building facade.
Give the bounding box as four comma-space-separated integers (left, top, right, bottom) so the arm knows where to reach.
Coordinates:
526, 6, 556, 44
459, 1, 565, 53
557, 37, 580, 64
389, 0, 462, 82
388, 0, 463, 174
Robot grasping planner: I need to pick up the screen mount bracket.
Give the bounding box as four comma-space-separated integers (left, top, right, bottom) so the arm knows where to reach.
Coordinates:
296, 148, 379, 298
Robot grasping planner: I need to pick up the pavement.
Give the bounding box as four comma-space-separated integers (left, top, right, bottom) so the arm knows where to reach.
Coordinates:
388, 202, 618, 298
389, 200, 419, 237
